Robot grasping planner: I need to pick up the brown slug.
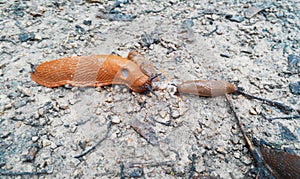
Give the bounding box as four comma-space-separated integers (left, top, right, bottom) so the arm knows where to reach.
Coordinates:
31, 53, 156, 93
260, 145, 300, 178
177, 80, 236, 97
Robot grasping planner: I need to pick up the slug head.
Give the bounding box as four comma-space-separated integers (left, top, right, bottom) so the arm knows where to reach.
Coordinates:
110, 58, 159, 95
130, 74, 160, 95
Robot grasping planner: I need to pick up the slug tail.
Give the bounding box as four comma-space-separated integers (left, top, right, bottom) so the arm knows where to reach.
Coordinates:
30, 57, 78, 88
30, 72, 69, 88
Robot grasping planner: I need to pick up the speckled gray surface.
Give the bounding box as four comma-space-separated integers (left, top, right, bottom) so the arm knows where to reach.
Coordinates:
0, 0, 299, 178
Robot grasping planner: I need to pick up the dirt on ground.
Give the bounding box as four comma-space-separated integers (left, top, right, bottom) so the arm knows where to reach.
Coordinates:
0, 0, 299, 178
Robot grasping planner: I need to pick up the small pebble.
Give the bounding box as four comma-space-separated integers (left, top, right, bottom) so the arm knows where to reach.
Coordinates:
105, 97, 113, 103
129, 168, 144, 178
216, 146, 227, 154
50, 142, 57, 149
159, 110, 167, 118
70, 143, 78, 151
1, 132, 11, 138
13, 99, 28, 109
288, 54, 300, 68
182, 19, 194, 28
44, 88, 52, 93
225, 15, 244, 22
289, 81, 300, 95
34, 34, 42, 41
242, 156, 252, 165
5, 165, 13, 170
244, 6, 266, 18
231, 124, 239, 135
233, 152, 240, 159
39, 117, 48, 126
32, 136, 39, 142
231, 136, 239, 145
24, 146, 38, 162
73, 169, 83, 178
0, 162, 5, 168
249, 108, 257, 115
294, 143, 300, 150
40, 160, 48, 168
70, 125, 77, 133
15, 121, 22, 128
83, 20, 92, 26
59, 100, 69, 110
171, 109, 180, 118
75, 24, 85, 34
216, 28, 223, 35
79, 140, 87, 150
17, 86, 31, 96
69, 99, 77, 105
4, 103, 12, 110
255, 106, 262, 114
111, 115, 121, 124
42, 139, 51, 148
19, 32, 35, 42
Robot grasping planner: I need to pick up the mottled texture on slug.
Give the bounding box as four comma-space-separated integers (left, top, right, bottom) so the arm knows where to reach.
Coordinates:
31, 54, 152, 93
177, 80, 236, 97
260, 145, 300, 179
127, 51, 158, 81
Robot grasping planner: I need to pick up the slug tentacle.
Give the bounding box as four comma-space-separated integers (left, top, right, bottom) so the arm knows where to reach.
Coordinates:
145, 83, 156, 96
149, 73, 161, 82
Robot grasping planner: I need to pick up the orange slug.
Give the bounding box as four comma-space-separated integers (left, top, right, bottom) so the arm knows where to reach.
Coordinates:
127, 51, 158, 81
30, 53, 156, 93
260, 145, 300, 178
177, 80, 236, 97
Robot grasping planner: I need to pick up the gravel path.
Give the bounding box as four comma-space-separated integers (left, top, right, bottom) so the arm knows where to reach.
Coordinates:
0, 1, 299, 178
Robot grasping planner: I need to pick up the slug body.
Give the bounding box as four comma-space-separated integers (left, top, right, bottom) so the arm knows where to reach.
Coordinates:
260, 145, 300, 178
31, 54, 152, 92
177, 80, 236, 97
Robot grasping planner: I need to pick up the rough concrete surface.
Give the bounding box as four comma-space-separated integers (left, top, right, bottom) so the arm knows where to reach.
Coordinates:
0, 0, 299, 178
